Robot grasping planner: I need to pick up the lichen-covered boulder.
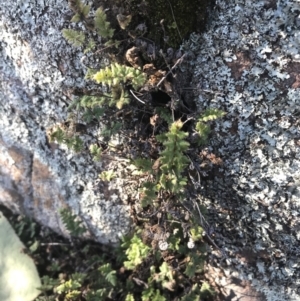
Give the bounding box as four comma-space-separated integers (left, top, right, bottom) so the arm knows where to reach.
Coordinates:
0, 0, 131, 245
187, 0, 300, 300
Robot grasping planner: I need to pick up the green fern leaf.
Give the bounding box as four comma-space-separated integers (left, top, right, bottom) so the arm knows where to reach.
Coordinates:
62, 29, 85, 47
99, 170, 116, 181
89, 144, 102, 161
59, 208, 86, 237
81, 4, 90, 17
195, 122, 210, 145
125, 294, 135, 301
98, 263, 117, 287
142, 288, 166, 301
94, 7, 114, 38
199, 108, 225, 122
71, 13, 81, 22
180, 284, 200, 301
132, 158, 153, 172
184, 251, 205, 278
84, 39, 96, 53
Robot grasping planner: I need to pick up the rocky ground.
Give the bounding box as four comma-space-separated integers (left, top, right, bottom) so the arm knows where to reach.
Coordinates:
1, 0, 300, 300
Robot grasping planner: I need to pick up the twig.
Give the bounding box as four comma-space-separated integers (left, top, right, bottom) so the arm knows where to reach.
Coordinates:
132, 277, 149, 288
129, 89, 146, 104
40, 242, 70, 246
182, 87, 225, 95
166, 0, 182, 40
156, 53, 187, 88
193, 200, 227, 258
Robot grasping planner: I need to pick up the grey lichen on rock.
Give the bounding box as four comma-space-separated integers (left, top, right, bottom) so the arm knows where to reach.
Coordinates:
185, 0, 300, 300
0, 0, 131, 245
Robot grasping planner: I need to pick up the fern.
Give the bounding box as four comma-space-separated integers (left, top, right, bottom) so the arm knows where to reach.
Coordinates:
48, 126, 65, 144
94, 7, 114, 38
68, 95, 106, 122
156, 120, 190, 194
200, 282, 215, 299
62, 29, 85, 47
142, 288, 166, 301
98, 263, 117, 287
84, 39, 96, 53
180, 284, 200, 301
198, 108, 226, 122
155, 107, 173, 125
99, 170, 116, 181
122, 233, 150, 270
125, 294, 135, 301
48, 126, 84, 152
195, 108, 225, 145
140, 181, 158, 208
194, 121, 210, 145
65, 135, 84, 152
132, 158, 153, 173
93, 63, 146, 109
71, 5, 90, 22
93, 63, 146, 87
89, 144, 102, 161
184, 251, 205, 278
60, 208, 87, 237
189, 225, 203, 242
101, 121, 122, 138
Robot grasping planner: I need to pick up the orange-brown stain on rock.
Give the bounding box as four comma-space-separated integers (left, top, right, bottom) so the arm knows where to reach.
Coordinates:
226, 51, 253, 80
32, 157, 64, 211
0, 140, 33, 201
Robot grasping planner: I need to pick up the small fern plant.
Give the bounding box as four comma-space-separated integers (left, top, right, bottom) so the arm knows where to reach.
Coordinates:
63, 0, 117, 50
48, 125, 84, 152
93, 63, 147, 109
138, 119, 190, 207
195, 108, 226, 145
60, 208, 87, 237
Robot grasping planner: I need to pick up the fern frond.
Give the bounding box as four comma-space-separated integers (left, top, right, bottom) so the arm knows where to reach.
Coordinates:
140, 181, 158, 208
132, 158, 153, 173
93, 63, 146, 89
98, 263, 117, 287
93, 63, 146, 108
122, 234, 150, 270
99, 170, 116, 181
62, 29, 85, 47
184, 251, 205, 278
94, 7, 114, 38
101, 122, 122, 138
84, 39, 96, 53
89, 144, 102, 161
49, 126, 66, 143
59, 208, 86, 237
199, 108, 225, 122
65, 136, 84, 152
194, 122, 210, 145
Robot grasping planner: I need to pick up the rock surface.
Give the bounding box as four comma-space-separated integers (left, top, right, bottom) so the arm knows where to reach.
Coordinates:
0, 211, 41, 301
187, 0, 300, 300
1, 0, 300, 299
0, 0, 131, 244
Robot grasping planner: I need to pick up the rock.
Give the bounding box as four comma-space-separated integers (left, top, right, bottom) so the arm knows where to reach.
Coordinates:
186, 0, 300, 299
0, 0, 131, 245
0, 211, 41, 301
